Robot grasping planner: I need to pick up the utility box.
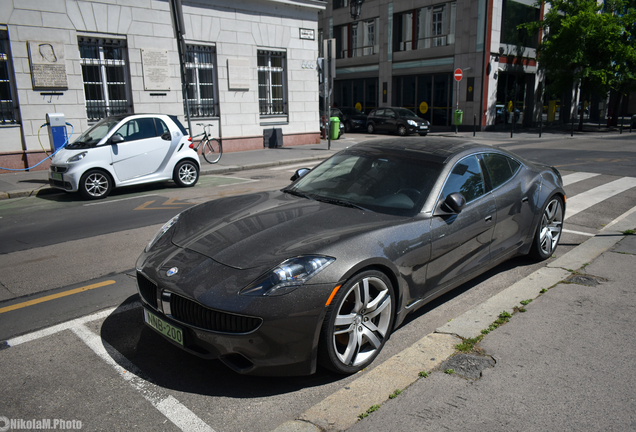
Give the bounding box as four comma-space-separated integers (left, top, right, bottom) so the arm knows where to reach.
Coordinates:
46, 113, 68, 151
264, 128, 283, 148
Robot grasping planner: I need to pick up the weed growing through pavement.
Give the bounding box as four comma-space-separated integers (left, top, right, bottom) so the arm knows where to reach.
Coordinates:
622, 229, 635, 235
358, 405, 381, 419
419, 371, 429, 378
389, 389, 402, 399
445, 369, 455, 374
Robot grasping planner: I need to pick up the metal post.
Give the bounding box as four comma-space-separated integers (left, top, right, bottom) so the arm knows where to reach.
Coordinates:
327, 41, 332, 150
473, 114, 476, 137
455, 80, 459, 134
620, 114, 624, 134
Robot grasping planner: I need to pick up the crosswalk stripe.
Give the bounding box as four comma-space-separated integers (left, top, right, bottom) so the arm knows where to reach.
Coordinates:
565, 177, 636, 220
561, 172, 600, 187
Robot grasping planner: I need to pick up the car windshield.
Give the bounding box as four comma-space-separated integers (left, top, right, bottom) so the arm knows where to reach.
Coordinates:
66, 117, 122, 148
286, 148, 443, 216
395, 108, 417, 118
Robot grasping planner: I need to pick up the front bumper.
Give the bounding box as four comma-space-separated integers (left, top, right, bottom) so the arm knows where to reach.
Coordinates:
136, 252, 334, 376
49, 165, 79, 192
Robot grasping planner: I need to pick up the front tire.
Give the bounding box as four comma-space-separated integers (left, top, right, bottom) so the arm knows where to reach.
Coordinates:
397, 125, 407, 136
79, 169, 112, 200
173, 160, 199, 187
367, 123, 375, 134
318, 270, 395, 374
530, 195, 564, 260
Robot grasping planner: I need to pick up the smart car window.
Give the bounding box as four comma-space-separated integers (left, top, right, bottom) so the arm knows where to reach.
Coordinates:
155, 118, 170, 135
116, 118, 157, 142
442, 156, 485, 203
482, 153, 514, 189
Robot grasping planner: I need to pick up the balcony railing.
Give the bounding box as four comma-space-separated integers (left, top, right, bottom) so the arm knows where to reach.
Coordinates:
184, 100, 217, 118
0, 100, 17, 124
85, 100, 131, 121
259, 101, 287, 116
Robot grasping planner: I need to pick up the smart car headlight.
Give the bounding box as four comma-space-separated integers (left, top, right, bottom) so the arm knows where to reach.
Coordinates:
241, 256, 335, 296
67, 151, 88, 163
146, 214, 180, 252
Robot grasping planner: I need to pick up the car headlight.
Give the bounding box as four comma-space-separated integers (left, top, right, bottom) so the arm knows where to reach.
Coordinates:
407, 120, 418, 127
241, 255, 335, 296
146, 214, 180, 252
67, 151, 88, 163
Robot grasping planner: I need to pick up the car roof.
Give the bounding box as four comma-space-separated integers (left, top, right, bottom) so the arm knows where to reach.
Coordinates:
348, 137, 487, 164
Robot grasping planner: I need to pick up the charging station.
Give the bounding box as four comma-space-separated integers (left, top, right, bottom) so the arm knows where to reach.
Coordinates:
46, 113, 68, 151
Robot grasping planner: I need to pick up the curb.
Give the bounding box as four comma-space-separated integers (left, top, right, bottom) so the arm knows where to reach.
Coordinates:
273, 206, 636, 432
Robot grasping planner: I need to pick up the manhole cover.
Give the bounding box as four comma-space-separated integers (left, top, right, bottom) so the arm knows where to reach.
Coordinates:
440, 354, 495, 380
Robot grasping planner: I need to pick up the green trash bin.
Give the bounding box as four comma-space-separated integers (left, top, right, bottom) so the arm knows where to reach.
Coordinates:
454, 110, 463, 125
330, 116, 340, 140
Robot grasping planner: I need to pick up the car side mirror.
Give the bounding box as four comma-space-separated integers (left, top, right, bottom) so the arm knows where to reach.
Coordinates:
434, 192, 467, 216
110, 134, 124, 144
290, 168, 311, 182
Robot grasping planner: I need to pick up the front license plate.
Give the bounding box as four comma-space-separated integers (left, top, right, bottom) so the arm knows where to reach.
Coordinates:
419, 125, 428, 130
144, 309, 184, 346
51, 172, 63, 181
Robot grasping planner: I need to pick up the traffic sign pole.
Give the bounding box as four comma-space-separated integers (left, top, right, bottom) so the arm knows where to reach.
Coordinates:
454, 68, 462, 134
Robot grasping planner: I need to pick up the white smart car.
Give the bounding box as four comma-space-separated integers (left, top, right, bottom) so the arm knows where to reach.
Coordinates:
49, 114, 200, 199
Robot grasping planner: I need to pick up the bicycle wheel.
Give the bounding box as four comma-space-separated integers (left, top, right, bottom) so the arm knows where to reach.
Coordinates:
202, 138, 222, 164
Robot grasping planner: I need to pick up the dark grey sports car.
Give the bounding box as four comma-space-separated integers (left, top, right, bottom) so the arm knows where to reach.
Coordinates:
136, 138, 565, 376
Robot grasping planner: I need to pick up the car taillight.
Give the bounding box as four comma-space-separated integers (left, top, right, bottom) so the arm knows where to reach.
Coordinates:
189, 143, 194, 149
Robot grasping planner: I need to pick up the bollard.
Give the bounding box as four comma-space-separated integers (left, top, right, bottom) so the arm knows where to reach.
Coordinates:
473, 114, 476, 137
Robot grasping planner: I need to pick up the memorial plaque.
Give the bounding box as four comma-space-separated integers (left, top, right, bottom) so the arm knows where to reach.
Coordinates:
227, 58, 250, 90
28, 41, 68, 89
142, 49, 171, 91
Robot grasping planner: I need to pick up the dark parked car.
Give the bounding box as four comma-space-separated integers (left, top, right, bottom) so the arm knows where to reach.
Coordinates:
338, 106, 368, 132
136, 137, 565, 376
366, 107, 430, 136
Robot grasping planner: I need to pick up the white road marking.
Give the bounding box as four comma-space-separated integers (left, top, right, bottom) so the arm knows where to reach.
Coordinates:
7, 302, 216, 432
561, 172, 600, 187
562, 229, 595, 237
565, 177, 636, 220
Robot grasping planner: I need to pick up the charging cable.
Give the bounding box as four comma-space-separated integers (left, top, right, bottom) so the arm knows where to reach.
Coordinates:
0, 122, 74, 171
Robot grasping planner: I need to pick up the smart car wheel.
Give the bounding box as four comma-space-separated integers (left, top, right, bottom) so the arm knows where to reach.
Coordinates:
174, 160, 199, 187
367, 123, 375, 134
79, 169, 112, 200
318, 270, 395, 374
530, 195, 564, 260
397, 125, 408, 136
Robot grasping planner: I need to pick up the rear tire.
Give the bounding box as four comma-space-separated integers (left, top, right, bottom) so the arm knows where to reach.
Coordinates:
173, 160, 199, 187
318, 270, 395, 374
202, 138, 222, 164
530, 195, 564, 260
79, 169, 112, 200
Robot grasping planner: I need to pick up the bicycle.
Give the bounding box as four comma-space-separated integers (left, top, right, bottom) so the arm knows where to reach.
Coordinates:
190, 123, 223, 164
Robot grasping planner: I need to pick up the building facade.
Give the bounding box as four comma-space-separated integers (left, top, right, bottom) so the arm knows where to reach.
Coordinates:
318, 0, 548, 131
0, 0, 325, 172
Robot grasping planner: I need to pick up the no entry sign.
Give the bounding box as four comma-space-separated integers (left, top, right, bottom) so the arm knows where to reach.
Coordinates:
454, 68, 463, 82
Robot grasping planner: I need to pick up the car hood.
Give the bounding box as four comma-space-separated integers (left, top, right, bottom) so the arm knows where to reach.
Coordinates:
171, 191, 406, 269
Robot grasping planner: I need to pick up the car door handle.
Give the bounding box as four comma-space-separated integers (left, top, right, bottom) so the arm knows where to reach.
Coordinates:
485, 215, 493, 222
521, 197, 529, 203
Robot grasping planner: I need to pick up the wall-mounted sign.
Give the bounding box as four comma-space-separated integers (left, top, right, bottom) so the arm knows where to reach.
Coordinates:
228, 58, 250, 90
28, 41, 68, 89
300, 28, 315, 40
142, 49, 171, 90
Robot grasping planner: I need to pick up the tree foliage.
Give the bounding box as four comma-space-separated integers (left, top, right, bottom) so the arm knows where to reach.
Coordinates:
524, 0, 636, 126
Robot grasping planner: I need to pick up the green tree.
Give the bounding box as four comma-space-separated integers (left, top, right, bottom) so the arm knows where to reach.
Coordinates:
525, 0, 636, 130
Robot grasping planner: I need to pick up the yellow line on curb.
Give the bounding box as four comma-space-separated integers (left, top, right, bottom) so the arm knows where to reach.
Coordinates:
0, 280, 117, 314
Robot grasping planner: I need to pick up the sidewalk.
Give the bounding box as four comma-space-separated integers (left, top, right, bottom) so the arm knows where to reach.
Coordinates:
1, 125, 631, 200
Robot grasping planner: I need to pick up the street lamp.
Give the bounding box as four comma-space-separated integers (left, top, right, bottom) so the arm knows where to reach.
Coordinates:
350, 0, 364, 20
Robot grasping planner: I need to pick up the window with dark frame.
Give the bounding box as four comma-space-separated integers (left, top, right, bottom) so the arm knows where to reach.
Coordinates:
78, 37, 131, 121
185, 45, 218, 118
257, 50, 287, 116
0, 30, 17, 124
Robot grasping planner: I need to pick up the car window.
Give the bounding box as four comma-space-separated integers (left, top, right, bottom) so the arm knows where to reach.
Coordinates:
154, 118, 170, 135
385, 109, 395, 118
116, 118, 157, 142
442, 155, 485, 203
374, 109, 384, 116
482, 153, 517, 189
289, 150, 443, 216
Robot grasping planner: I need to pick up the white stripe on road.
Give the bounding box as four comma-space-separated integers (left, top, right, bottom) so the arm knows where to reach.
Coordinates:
562, 229, 595, 237
565, 177, 636, 220
561, 172, 600, 187
72, 324, 215, 432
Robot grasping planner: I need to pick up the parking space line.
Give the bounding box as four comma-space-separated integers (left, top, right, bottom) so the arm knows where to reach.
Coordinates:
72, 324, 215, 432
0, 280, 116, 314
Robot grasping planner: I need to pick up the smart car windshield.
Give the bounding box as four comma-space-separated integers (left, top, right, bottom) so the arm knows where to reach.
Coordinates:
286, 148, 443, 216
67, 117, 122, 148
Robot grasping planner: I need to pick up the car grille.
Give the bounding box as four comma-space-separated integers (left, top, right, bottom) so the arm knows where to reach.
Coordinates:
170, 293, 262, 334
50, 166, 68, 173
137, 272, 158, 309
136, 272, 262, 334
